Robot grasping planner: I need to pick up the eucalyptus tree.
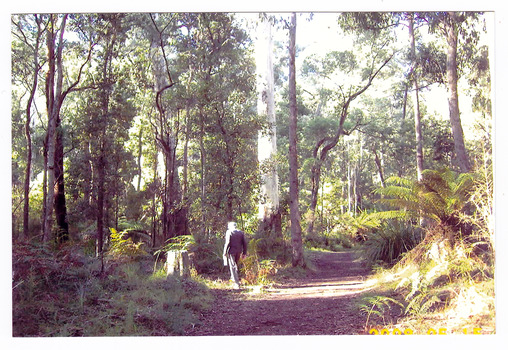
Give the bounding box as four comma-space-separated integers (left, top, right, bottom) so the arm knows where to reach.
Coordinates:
287, 13, 306, 267
257, 15, 282, 237
146, 13, 187, 242
420, 11, 486, 173
40, 14, 96, 243
301, 27, 394, 236
11, 14, 45, 239
407, 12, 425, 180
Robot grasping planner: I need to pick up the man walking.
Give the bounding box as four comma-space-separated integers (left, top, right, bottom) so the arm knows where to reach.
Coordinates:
223, 222, 247, 289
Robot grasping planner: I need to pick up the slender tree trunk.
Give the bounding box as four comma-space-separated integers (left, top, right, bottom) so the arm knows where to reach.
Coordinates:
402, 83, 408, 121
445, 12, 471, 173
41, 135, 48, 238
43, 14, 68, 243
151, 151, 158, 248
162, 151, 169, 241
22, 15, 42, 239
288, 13, 305, 268
182, 108, 190, 198
413, 79, 424, 180
306, 161, 321, 235
96, 151, 105, 272
43, 14, 91, 242
347, 162, 352, 214
83, 139, 94, 207
54, 116, 69, 242
408, 13, 424, 181
353, 165, 358, 215
136, 128, 143, 192
199, 109, 207, 237
23, 107, 33, 239
182, 67, 194, 199
373, 147, 385, 187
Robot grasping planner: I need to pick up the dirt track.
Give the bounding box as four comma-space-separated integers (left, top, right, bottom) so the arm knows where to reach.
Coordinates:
185, 250, 374, 336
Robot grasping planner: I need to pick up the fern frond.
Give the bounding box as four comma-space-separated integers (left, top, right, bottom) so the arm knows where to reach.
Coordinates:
454, 172, 476, 198
385, 176, 413, 187
368, 210, 413, 221
375, 185, 417, 202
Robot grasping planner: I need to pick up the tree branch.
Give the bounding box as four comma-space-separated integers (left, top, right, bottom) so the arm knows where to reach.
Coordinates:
60, 41, 96, 105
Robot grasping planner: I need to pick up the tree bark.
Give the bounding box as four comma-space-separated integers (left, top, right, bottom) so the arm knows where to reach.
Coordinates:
136, 127, 143, 192
54, 117, 69, 242
150, 16, 186, 240
445, 12, 471, 173
43, 14, 93, 242
288, 13, 305, 268
408, 13, 424, 180
372, 147, 385, 187
200, 114, 207, 236
43, 14, 68, 243
413, 79, 424, 180
258, 18, 281, 237
151, 150, 158, 248
41, 134, 48, 238
96, 151, 105, 272
22, 15, 42, 239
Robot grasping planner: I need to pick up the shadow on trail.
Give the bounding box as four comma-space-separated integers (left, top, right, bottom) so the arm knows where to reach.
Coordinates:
185, 249, 373, 336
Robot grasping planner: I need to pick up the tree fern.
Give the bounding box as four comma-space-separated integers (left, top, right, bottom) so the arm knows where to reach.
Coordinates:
373, 168, 475, 228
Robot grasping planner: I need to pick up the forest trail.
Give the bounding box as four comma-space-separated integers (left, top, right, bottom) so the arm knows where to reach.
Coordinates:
184, 250, 374, 336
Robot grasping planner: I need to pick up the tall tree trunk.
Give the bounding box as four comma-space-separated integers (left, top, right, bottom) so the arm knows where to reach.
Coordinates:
23, 105, 33, 239
408, 13, 424, 181
136, 128, 143, 192
22, 15, 42, 239
151, 150, 158, 248
288, 13, 305, 268
43, 14, 91, 242
347, 162, 352, 214
41, 135, 48, 238
353, 164, 358, 215
96, 151, 105, 272
258, 17, 282, 237
83, 140, 93, 208
162, 151, 169, 241
199, 108, 207, 237
182, 108, 190, 198
182, 67, 194, 199
43, 14, 68, 243
413, 79, 424, 180
445, 12, 471, 173
150, 17, 184, 240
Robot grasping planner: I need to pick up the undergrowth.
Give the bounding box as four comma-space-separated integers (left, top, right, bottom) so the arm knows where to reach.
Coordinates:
356, 224, 495, 334
12, 241, 212, 336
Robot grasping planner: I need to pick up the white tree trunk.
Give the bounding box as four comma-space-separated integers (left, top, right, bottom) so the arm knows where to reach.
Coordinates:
257, 18, 279, 219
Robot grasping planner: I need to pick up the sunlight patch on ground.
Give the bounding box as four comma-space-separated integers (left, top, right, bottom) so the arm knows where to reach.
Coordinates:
263, 277, 375, 299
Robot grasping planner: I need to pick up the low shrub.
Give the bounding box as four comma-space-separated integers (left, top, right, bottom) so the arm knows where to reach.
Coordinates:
239, 238, 279, 286
107, 228, 148, 261
189, 235, 224, 274
360, 220, 424, 267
